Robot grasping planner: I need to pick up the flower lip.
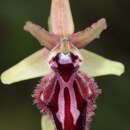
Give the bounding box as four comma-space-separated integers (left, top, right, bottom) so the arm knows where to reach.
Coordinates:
33, 71, 100, 130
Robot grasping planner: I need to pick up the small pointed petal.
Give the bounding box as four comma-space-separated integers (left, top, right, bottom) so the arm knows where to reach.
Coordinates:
41, 115, 54, 130
50, 0, 74, 36
1, 48, 52, 84
79, 49, 125, 77
24, 21, 60, 49
69, 18, 107, 48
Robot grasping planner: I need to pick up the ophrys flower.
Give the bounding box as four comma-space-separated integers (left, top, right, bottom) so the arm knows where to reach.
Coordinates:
1, 0, 124, 130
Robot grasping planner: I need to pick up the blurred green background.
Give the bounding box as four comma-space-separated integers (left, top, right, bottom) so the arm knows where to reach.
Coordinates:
0, 0, 129, 130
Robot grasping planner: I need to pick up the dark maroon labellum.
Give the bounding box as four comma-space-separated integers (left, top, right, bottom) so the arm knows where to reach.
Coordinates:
32, 52, 101, 130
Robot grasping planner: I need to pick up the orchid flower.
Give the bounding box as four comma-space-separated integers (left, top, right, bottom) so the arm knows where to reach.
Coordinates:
1, 0, 124, 130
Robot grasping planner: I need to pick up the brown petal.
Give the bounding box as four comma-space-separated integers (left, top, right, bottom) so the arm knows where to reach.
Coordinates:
24, 21, 60, 49
69, 18, 107, 48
